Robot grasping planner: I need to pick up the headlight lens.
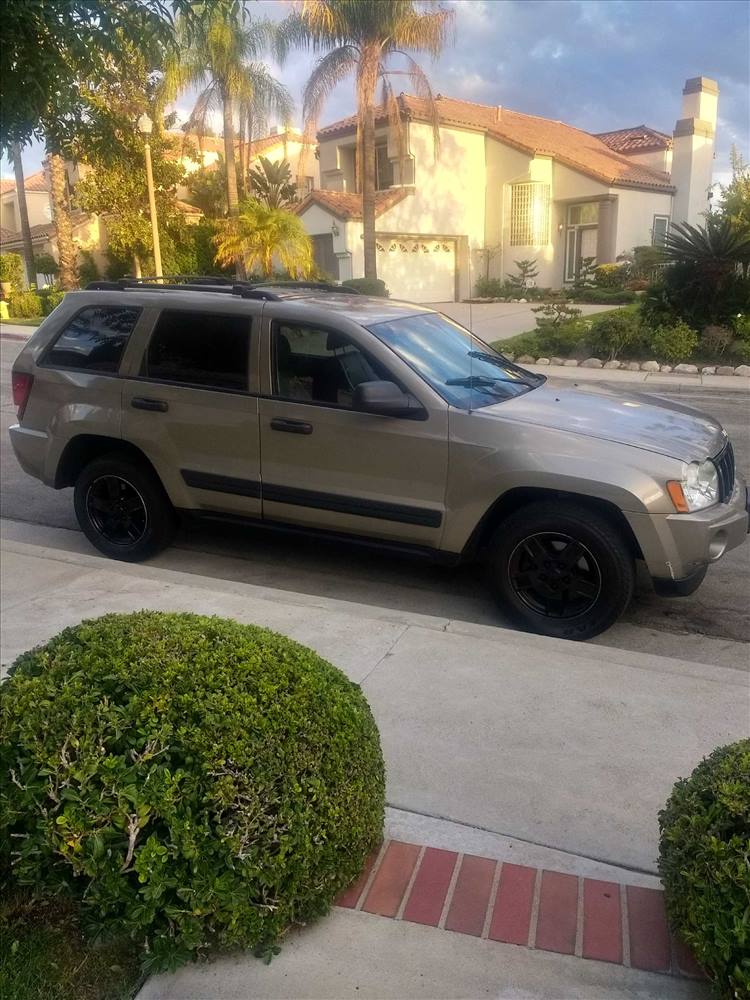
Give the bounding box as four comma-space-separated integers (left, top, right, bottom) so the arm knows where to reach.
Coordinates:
668, 460, 719, 512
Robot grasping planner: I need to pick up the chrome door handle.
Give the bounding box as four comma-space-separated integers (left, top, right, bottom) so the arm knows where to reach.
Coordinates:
270, 418, 313, 435
131, 397, 169, 412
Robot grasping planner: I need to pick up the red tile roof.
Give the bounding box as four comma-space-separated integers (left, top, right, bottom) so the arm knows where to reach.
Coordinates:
318, 95, 674, 192
595, 125, 672, 154
167, 129, 306, 160
294, 187, 412, 221
0, 169, 48, 195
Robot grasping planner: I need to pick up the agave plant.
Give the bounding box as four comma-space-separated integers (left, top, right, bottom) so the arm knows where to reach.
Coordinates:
663, 217, 750, 279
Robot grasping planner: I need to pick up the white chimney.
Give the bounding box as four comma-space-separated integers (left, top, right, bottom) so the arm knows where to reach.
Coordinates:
670, 76, 719, 227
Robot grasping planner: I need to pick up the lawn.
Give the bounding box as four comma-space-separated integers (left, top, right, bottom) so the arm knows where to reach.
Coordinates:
1, 892, 143, 1000
1, 317, 42, 327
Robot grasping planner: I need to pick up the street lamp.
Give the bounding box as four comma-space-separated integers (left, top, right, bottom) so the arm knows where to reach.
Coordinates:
137, 112, 163, 280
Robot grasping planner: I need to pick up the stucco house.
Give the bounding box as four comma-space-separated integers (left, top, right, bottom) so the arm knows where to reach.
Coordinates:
295, 76, 718, 302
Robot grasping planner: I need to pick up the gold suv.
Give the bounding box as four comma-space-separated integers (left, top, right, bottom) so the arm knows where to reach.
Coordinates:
10, 280, 749, 640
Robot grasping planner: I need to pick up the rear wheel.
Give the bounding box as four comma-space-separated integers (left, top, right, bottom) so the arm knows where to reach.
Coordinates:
74, 454, 176, 562
488, 501, 635, 640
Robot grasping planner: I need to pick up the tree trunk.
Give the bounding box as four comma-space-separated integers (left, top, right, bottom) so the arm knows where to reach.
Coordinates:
11, 143, 36, 288
361, 101, 377, 280
133, 253, 142, 278
48, 152, 78, 290
222, 92, 245, 280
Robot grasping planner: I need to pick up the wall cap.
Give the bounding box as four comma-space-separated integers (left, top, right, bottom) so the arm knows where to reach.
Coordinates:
673, 118, 716, 139
683, 76, 719, 96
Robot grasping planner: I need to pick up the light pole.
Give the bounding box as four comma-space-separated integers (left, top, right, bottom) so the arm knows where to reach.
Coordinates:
137, 113, 163, 280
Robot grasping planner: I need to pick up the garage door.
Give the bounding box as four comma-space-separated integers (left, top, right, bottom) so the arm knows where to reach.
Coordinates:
376, 237, 456, 303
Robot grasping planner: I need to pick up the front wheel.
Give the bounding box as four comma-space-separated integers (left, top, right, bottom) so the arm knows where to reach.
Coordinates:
74, 454, 176, 562
487, 501, 635, 640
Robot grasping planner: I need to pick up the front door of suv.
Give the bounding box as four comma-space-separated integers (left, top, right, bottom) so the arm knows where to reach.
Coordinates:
122, 305, 262, 517
257, 309, 449, 548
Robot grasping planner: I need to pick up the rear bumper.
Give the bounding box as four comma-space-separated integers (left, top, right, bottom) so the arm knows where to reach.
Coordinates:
626, 475, 749, 583
8, 423, 48, 482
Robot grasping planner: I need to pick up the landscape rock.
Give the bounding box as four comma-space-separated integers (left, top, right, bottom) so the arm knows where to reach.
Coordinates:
625, 362, 641, 371
603, 360, 621, 369
517, 354, 536, 364
716, 365, 735, 376
641, 360, 660, 372
563, 359, 579, 367
535, 357, 551, 365
660, 365, 673, 373
701, 366, 716, 376
581, 357, 603, 368
734, 364, 750, 377
673, 364, 699, 374
518, 297, 528, 303
549, 357, 565, 366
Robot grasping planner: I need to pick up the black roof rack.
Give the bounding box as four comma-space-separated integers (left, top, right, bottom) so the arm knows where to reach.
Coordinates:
84, 277, 360, 301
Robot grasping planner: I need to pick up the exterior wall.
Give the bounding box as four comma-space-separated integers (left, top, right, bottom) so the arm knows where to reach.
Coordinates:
622, 148, 672, 173
483, 138, 533, 286
548, 163, 609, 287
612, 188, 673, 256
0, 189, 53, 231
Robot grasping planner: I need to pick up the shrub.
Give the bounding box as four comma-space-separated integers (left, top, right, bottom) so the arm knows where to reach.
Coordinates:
658, 740, 750, 999
34, 252, 59, 283
594, 263, 628, 288
571, 288, 637, 304
474, 276, 508, 298
588, 309, 642, 360
650, 321, 699, 363
500, 319, 591, 360
1, 612, 385, 973
342, 277, 389, 297
700, 325, 735, 358
7, 289, 42, 318
77, 249, 100, 287
0, 252, 24, 288
39, 289, 65, 315
532, 301, 582, 328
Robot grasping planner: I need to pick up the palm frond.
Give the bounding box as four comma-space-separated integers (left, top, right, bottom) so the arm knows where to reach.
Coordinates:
386, 51, 440, 158
302, 46, 359, 127
663, 217, 750, 266
388, 6, 455, 58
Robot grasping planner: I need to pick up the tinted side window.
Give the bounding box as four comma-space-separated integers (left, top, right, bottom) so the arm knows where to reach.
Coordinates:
44, 306, 141, 373
144, 311, 251, 392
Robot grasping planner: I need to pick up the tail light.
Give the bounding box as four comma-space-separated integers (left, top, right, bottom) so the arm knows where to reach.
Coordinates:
12, 371, 34, 420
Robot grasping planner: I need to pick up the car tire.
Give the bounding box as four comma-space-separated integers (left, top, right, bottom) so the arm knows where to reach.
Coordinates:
487, 501, 635, 640
74, 453, 176, 562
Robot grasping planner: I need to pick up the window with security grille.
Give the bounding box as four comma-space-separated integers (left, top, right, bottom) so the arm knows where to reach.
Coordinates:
510, 182, 551, 246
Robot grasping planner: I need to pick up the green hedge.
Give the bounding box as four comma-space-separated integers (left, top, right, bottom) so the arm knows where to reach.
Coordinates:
659, 740, 750, 998
0, 612, 385, 974
342, 277, 389, 297
570, 288, 637, 305
6, 290, 42, 318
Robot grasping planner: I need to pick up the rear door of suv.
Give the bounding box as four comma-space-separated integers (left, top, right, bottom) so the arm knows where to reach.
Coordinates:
122, 301, 262, 518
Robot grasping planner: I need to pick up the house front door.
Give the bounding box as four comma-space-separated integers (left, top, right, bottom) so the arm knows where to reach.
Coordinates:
311, 234, 339, 281
564, 202, 600, 282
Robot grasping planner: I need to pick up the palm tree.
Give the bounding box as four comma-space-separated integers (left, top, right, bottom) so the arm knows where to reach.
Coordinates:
213, 199, 313, 278
164, 1, 293, 276
9, 143, 36, 287
47, 151, 78, 290
249, 157, 298, 209
276, 0, 453, 281
663, 217, 750, 279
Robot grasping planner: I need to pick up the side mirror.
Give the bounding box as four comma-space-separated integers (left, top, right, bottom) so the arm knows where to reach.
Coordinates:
352, 380, 425, 419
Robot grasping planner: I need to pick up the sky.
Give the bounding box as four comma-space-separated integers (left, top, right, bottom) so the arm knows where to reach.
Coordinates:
3, 0, 749, 186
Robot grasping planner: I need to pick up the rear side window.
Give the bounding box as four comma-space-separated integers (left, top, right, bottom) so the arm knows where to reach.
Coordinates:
44, 306, 141, 373
143, 310, 251, 392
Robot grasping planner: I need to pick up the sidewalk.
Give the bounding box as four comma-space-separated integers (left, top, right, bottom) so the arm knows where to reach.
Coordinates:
3, 523, 740, 998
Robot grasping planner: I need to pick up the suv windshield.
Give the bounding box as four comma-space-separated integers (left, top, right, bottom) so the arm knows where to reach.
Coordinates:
367, 312, 543, 409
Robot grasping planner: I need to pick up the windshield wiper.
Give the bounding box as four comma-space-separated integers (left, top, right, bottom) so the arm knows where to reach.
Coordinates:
447, 371, 538, 389
467, 350, 544, 386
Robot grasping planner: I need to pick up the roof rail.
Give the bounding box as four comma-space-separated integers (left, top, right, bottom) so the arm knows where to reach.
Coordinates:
83, 277, 361, 301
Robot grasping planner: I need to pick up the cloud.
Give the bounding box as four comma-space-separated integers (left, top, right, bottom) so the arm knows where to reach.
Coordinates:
530, 38, 568, 61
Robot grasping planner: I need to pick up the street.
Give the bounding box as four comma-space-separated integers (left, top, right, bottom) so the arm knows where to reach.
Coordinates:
2, 337, 749, 669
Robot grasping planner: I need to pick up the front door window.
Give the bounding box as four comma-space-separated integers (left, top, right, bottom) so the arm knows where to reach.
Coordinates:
564, 202, 599, 282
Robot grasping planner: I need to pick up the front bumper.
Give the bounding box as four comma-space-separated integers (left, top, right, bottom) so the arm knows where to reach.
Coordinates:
626, 475, 749, 585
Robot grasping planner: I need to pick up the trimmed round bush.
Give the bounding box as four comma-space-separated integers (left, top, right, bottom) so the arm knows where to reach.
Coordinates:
650, 320, 699, 363
1, 612, 385, 972
658, 740, 750, 998
342, 277, 389, 297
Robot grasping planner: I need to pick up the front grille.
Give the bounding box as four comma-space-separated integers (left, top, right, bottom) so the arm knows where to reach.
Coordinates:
714, 440, 735, 503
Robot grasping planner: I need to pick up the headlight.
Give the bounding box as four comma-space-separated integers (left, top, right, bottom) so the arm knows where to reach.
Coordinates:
667, 460, 719, 512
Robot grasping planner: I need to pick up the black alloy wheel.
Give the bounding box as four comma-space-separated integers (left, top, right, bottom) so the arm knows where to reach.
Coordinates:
507, 531, 602, 619
85, 475, 148, 546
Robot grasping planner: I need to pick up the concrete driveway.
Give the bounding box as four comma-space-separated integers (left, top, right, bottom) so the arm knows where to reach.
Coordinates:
427, 301, 617, 342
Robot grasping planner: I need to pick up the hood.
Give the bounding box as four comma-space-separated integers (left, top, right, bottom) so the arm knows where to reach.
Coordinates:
484, 378, 726, 463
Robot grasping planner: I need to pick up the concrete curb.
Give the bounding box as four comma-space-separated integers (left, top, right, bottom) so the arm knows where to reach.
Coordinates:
336, 838, 706, 982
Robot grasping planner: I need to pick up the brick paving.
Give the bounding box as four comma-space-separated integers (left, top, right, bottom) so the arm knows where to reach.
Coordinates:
337, 839, 706, 983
